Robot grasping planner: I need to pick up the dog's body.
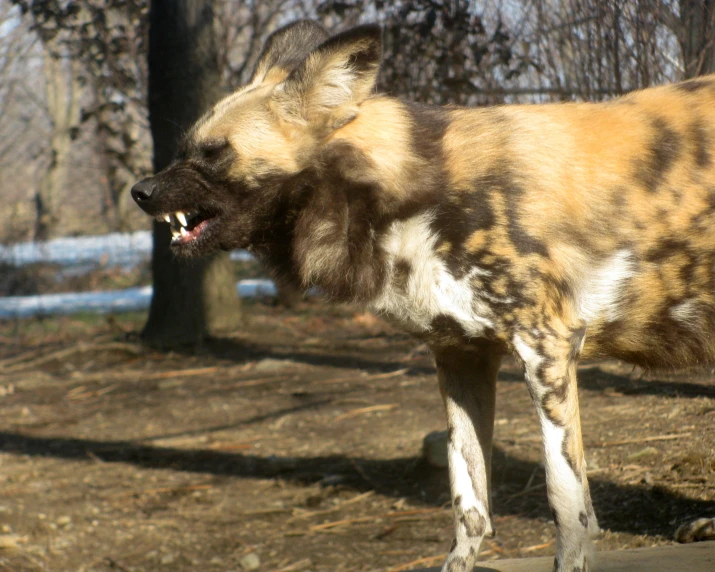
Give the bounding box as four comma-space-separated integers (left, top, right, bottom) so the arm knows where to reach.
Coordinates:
132, 20, 715, 572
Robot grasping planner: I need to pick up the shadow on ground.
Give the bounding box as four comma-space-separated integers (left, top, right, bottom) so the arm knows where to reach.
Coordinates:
1, 430, 711, 539
196, 336, 715, 400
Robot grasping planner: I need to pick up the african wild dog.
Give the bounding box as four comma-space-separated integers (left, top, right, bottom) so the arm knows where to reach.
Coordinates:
132, 20, 715, 572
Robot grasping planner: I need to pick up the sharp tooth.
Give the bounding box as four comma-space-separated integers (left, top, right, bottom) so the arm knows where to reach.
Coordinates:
176, 211, 187, 227
180, 227, 188, 237
163, 214, 171, 224
171, 230, 180, 239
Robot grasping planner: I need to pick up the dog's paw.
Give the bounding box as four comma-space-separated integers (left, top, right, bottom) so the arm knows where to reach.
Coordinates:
675, 517, 715, 543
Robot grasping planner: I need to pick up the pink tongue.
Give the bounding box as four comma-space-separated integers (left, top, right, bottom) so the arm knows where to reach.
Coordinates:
175, 219, 209, 244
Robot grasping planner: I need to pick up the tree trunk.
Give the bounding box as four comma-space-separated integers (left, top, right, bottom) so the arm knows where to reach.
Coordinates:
95, 101, 139, 233
142, 0, 241, 347
679, 0, 715, 77
36, 45, 81, 241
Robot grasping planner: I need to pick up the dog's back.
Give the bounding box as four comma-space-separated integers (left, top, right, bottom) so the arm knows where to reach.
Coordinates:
344, 79, 715, 370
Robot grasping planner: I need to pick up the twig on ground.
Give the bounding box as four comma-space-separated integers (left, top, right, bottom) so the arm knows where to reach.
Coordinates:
483, 539, 504, 554
522, 539, 555, 552
505, 482, 547, 500
220, 375, 291, 389
522, 466, 540, 491
311, 368, 408, 385
142, 366, 218, 380
0, 347, 55, 369
269, 558, 312, 572
84, 366, 219, 384
85, 450, 105, 464
66, 384, 118, 400
309, 507, 448, 532
333, 404, 398, 422
384, 508, 449, 518
595, 433, 692, 447
288, 490, 375, 521
2, 341, 143, 372
0, 334, 114, 368
70, 368, 286, 387
388, 553, 448, 571
309, 516, 375, 531
241, 508, 293, 516
111, 483, 213, 498
341, 489, 375, 506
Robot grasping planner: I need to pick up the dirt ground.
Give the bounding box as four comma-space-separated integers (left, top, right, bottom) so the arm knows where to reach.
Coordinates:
1, 300, 714, 572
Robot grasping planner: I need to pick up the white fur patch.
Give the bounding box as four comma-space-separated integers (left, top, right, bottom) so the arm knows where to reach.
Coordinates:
670, 299, 699, 325
446, 401, 490, 518
513, 333, 543, 382
369, 213, 494, 335
575, 250, 634, 324
514, 334, 592, 535
541, 419, 587, 514
449, 443, 485, 513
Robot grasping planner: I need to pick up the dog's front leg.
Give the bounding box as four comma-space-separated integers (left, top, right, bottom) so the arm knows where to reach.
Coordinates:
435, 343, 503, 572
514, 328, 599, 572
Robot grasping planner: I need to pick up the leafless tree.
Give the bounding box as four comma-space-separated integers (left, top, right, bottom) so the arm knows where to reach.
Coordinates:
76, 2, 152, 231
33, 38, 82, 240
0, 3, 48, 241
518, 1, 678, 101
661, 0, 715, 77
511, 0, 715, 101
7, 1, 91, 239
215, 0, 313, 90
316, 0, 529, 106
12, 0, 152, 234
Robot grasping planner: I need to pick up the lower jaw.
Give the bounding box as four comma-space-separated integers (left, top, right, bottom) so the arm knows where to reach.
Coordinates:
170, 218, 214, 247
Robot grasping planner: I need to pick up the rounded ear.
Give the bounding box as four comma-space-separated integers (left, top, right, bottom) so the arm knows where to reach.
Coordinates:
250, 20, 329, 85
272, 24, 383, 128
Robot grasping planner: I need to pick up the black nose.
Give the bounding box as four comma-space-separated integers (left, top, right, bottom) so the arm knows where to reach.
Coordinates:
131, 178, 156, 204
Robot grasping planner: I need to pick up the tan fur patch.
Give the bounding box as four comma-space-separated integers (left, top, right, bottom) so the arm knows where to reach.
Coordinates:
329, 97, 425, 201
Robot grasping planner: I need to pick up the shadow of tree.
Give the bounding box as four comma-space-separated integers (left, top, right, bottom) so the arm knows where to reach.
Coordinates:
199, 335, 439, 377
197, 336, 715, 399
1, 431, 711, 539
576, 366, 715, 399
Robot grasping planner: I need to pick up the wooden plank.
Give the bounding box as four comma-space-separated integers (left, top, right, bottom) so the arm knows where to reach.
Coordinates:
414, 542, 715, 572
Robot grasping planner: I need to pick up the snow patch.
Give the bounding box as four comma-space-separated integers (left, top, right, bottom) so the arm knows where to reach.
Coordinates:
0, 280, 279, 319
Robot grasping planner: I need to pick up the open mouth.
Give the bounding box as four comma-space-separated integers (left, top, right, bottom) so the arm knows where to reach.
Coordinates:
157, 210, 216, 246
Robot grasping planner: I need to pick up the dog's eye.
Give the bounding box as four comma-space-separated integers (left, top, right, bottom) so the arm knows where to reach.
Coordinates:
200, 139, 230, 159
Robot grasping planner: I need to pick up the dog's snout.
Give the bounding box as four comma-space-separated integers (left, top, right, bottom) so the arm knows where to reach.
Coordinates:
131, 178, 157, 204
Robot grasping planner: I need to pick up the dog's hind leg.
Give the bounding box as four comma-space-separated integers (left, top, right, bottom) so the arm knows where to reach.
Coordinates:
436, 342, 503, 572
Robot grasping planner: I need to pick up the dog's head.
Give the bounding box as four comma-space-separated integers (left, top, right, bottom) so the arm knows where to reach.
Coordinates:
131, 20, 382, 257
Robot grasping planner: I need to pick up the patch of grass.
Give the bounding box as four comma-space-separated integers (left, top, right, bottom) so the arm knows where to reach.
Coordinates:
0, 312, 148, 350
